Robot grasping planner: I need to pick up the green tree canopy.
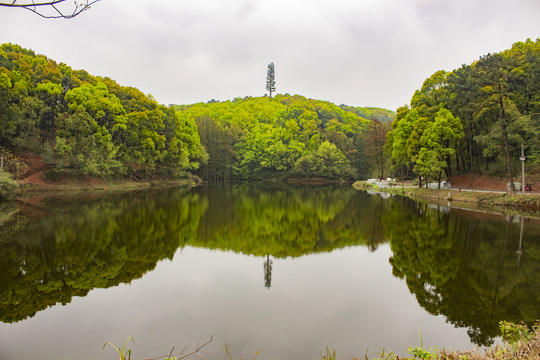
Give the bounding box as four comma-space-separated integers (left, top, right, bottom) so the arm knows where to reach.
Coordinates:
388, 38, 540, 184
0, 43, 206, 180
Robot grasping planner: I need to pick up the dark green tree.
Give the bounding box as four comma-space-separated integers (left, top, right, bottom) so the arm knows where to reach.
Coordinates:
266, 62, 276, 98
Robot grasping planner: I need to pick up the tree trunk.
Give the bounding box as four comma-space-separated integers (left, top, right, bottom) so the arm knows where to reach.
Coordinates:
499, 82, 514, 191
467, 120, 475, 183
379, 151, 384, 180
503, 123, 514, 191
445, 140, 452, 177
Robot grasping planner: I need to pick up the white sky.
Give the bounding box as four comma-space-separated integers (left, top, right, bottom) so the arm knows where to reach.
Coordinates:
1, 0, 539, 111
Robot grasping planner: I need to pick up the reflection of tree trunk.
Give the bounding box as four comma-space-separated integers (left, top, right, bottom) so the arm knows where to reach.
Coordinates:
517, 216, 524, 268
264, 254, 273, 289
489, 217, 511, 319
466, 218, 472, 254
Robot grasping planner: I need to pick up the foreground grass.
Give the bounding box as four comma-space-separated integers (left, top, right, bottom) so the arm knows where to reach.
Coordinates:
103, 322, 539, 360
366, 322, 539, 360
322, 321, 540, 360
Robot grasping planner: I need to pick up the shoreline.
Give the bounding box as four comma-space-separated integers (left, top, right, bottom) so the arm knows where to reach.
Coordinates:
7, 176, 540, 218
353, 181, 540, 218
13, 177, 200, 198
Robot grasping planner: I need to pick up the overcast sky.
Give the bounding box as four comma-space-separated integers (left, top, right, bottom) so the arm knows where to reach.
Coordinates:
1, 0, 539, 111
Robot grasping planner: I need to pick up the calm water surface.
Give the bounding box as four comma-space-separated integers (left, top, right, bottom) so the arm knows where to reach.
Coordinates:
0, 184, 538, 360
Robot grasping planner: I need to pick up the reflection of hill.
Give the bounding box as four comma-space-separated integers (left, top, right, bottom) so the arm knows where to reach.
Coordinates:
0, 189, 207, 323
2, 185, 539, 344
0, 185, 391, 323
385, 199, 540, 346
192, 185, 388, 257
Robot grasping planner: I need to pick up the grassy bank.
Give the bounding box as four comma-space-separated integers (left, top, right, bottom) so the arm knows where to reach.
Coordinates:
353, 181, 540, 217
13, 176, 201, 198
355, 321, 540, 360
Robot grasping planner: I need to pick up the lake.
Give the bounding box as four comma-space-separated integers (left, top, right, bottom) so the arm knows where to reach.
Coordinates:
0, 184, 539, 360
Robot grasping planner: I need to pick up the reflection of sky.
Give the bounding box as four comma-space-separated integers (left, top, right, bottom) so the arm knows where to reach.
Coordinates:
0, 245, 473, 360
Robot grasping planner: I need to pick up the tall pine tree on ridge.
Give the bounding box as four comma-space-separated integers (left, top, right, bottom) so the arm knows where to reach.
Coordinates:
266, 62, 276, 98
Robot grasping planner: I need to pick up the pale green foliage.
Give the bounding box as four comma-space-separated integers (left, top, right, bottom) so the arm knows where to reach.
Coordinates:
414, 108, 464, 181
0, 170, 18, 200
0, 43, 207, 179
36, 81, 62, 96
65, 82, 126, 122
176, 94, 373, 180
390, 107, 417, 168
0, 72, 11, 88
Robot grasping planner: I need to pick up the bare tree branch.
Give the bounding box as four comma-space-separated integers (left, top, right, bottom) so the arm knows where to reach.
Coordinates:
144, 335, 214, 360
0, 0, 101, 19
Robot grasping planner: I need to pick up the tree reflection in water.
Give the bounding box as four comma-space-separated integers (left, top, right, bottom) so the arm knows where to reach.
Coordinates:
385, 200, 540, 346
0, 185, 538, 346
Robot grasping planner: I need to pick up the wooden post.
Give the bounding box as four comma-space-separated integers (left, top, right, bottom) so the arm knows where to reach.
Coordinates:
0, 155, 3, 170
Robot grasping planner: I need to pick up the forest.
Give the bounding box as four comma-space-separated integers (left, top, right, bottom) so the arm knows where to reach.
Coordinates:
387, 38, 540, 187
1, 39, 539, 187
0, 42, 394, 185
175, 96, 393, 181
0, 43, 206, 180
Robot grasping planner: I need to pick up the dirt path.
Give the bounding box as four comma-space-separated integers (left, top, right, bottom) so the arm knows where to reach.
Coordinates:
449, 174, 539, 193
18, 152, 50, 185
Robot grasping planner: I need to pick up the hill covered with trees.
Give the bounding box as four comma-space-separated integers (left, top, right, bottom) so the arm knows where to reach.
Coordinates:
1, 39, 539, 189
0, 43, 395, 184
175, 96, 394, 181
0, 43, 206, 180
387, 38, 540, 187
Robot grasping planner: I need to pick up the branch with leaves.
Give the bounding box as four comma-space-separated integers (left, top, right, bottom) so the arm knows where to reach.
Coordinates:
0, 0, 101, 19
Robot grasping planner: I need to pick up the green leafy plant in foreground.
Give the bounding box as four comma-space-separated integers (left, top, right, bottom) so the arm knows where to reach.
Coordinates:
321, 347, 337, 360
407, 346, 437, 360
102, 336, 134, 360
406, 328, 438, 360
500, 320, 536, 345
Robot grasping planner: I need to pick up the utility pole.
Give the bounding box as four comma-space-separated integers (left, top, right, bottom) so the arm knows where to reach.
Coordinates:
520, 143, 525, 194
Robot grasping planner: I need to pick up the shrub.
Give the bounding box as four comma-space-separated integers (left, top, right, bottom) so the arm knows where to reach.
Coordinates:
0, 170, 19, 200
